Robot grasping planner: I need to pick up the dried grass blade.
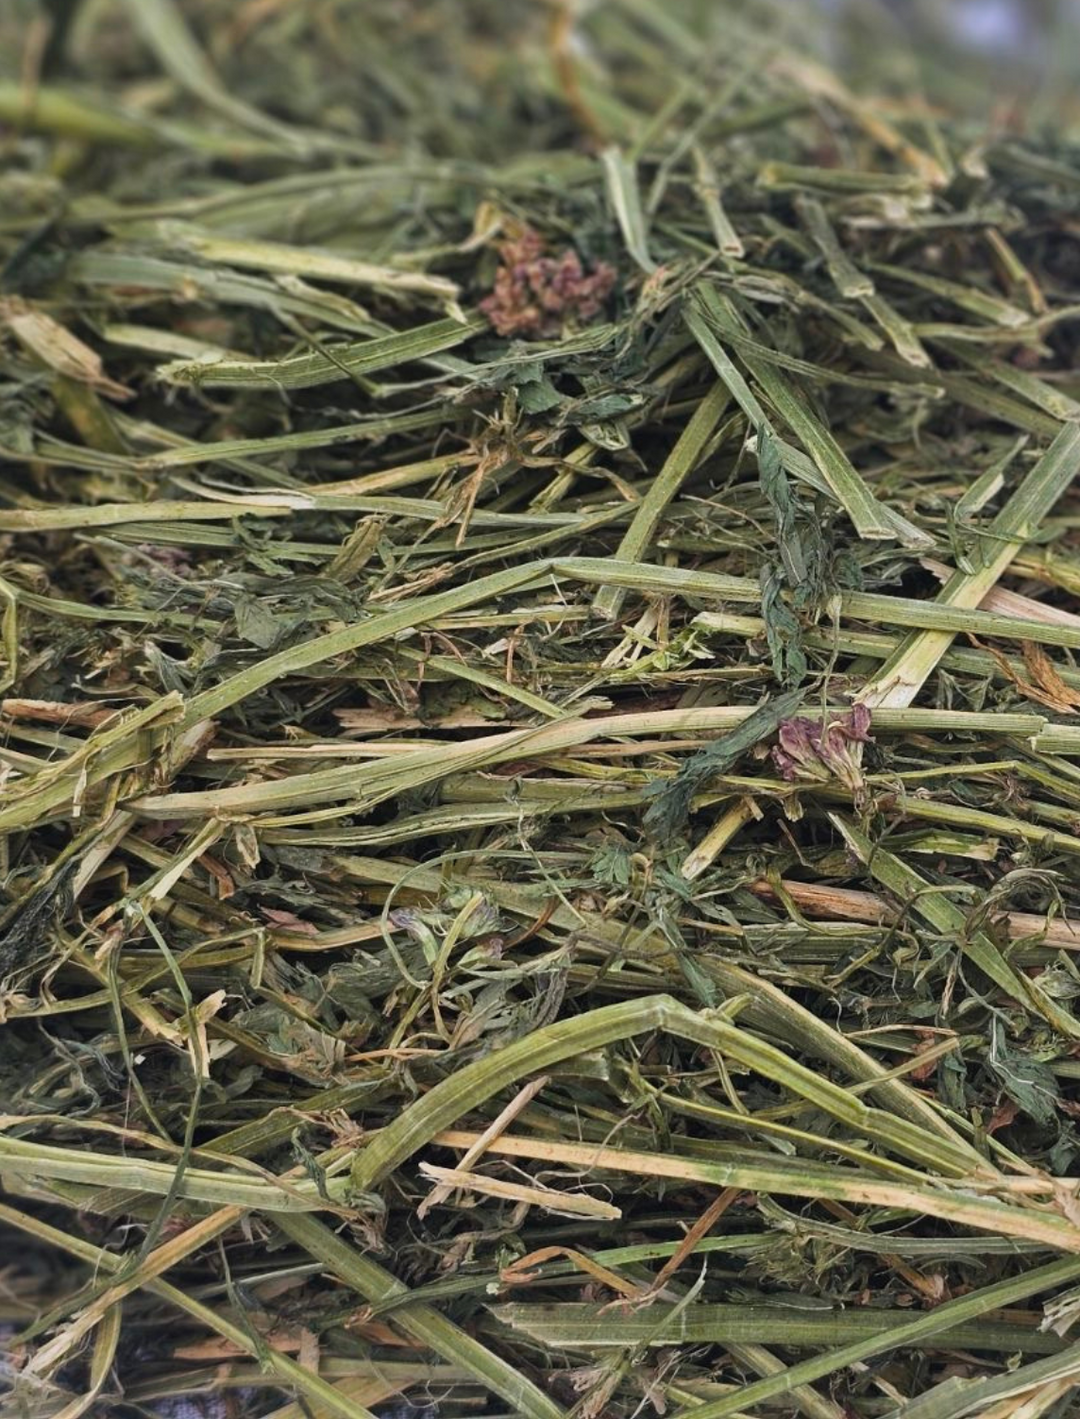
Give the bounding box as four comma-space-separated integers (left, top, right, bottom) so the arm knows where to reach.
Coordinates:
167, 227, 460, 302
159, 313, 487, 388
433, 1132, 1080, 1250
862, 422, 1080, 708
601, 146, 656, 271
273, 1212, 567, 1419
625, 1255, 1080, 1419
492, 1301, 1064, 1353
352, 995, 986, 1190
686, 284, 926, 543
593, 380, 730, 618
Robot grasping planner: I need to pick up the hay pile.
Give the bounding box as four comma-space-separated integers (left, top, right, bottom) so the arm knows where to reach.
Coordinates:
4, 3, 1080, 1417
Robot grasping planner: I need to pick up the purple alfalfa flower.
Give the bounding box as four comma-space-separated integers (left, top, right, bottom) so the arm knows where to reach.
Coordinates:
772, 702, 872, 793
480, 227, 617, 338
387, 906, 442, 965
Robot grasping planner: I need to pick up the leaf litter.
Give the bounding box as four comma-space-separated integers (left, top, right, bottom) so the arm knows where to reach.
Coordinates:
4, 2, 1080, 1418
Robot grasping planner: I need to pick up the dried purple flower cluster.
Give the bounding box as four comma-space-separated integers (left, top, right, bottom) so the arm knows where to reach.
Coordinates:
480, 227, 617, 338
772, 703, 872, 793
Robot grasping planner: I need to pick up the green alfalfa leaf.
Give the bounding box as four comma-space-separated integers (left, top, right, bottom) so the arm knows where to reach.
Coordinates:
233, 594, 289, 650
516, 375, 563, 413
758, 426, 806, 585
986, 1017, 1060, 1127
643, 687, 804, 838
761, 562, 808, 688
758, 427, 811, 687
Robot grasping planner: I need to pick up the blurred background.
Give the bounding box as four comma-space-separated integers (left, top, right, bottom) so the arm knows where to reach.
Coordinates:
5, 0, 1080, 135
814, 0, 1080, 122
